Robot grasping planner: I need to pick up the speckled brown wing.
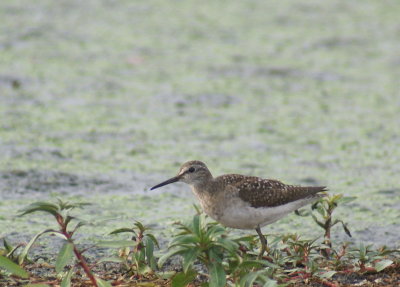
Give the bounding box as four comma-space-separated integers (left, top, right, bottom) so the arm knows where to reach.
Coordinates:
229, 176, 327, 208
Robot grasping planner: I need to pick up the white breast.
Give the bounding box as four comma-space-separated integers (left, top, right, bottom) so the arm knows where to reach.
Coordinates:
217, 197, 315, 230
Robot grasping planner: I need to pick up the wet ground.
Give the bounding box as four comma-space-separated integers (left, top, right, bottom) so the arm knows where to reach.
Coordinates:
1, 0, 400, 260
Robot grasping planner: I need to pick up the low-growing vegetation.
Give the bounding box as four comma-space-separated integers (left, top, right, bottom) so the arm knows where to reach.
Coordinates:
0, 194, 399, 286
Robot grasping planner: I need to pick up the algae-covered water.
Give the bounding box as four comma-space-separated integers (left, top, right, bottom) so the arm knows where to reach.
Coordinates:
1, 0, 399, 252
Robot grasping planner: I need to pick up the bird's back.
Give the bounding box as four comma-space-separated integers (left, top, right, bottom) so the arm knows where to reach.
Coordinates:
216, 174, 327, 208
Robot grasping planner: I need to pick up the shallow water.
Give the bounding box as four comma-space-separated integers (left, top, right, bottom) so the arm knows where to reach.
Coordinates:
1, 0, 399, 252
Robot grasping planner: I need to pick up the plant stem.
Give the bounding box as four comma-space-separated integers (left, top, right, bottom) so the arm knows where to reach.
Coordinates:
72, 245, 99, 287
59, 217, 99, 287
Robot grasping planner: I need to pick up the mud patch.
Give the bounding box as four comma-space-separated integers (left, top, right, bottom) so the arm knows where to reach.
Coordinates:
0, 169, 127, 199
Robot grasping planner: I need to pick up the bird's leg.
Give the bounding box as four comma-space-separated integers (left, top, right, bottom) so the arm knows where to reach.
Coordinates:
255, 226, 267, 259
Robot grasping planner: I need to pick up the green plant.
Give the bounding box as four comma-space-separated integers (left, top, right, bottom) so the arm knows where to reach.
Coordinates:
309, 194, 354, 257
0, 255, 29, 279
0, 239, 25, 263
158, 211, 284, 287
347, 243, 394, 273
158, 213, 232, 287
98, 221, 159, 277
18, 199, 110, 287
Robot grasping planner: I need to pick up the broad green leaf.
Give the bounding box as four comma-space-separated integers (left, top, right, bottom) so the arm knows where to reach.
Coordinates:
158, 247, 186, 268
146, 233, 159, 248
374, 259, 393, 272
24, 284, 50, 287
61, 268, 74, 287
169, 234, 198, 247
209, 262, 226, 287
56, 242, 74, 273
182, 248, 199, 273
193, 214, 201, 237
215, 238, 238, 253
97, 240, 135, 248
19, 202, 60, 217
205, 225, 226, 239
239, 271, 260, 287
145, 236, 157, 270
109, 228, 135, 235
96, 277, 113, 287
0, 255, 29, 278
171, 270, 197, 287
19, 229, 56, 265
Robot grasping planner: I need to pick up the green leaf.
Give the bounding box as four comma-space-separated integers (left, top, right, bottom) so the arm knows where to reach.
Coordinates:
215, 238, 238, 253
337, 196, 357, 204
146, 233, 159, 248
209, 262, 226, 287
61, 268, 74, 287
56, 242, 74, 273
97, 240, 135, 248
341, 222, 352, 237
182, 248, 199, 273
134, 221, 146, 232
205, 225, 226, 238
145, 236, 156, 270
70, 221, 86, 235
172, 270, 197, 287
193, 214, 201, 237
109, 228, 135, 235
158, 247, 187, 268
169, 234, 198, 248
374, 259, 393, 272
96, 277, 113, 287
24, 284, 50, 287
239, 271, 260, 287
0, 255, 29, 278
311, 214, 325, 229
3, 239, 12, 252
18, 202, 60, 217
64, 216, 75, 229
19, 229, 56, 265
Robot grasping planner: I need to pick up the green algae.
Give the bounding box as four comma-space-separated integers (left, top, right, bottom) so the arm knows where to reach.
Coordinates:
0, 0, 399, 248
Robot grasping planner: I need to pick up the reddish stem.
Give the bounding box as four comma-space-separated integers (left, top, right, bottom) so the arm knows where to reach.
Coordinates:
72, 245, 99, 287
58, 215, 99, 287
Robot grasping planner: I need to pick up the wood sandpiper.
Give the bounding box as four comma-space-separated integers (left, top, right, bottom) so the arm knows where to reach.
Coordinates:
151, 160, 327, 258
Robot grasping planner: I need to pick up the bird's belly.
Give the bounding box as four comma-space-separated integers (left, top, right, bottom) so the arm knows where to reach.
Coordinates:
217, 199, 308, 230
217, 206, 280, 229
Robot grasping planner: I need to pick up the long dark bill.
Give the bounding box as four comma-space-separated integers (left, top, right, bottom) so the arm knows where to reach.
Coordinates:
150, 176, 180, 190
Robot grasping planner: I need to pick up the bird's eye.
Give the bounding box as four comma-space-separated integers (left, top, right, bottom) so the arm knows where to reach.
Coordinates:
188, 167, 195, 173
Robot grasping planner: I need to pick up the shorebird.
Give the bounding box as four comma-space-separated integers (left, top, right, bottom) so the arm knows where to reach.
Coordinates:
151, 160, 327, 258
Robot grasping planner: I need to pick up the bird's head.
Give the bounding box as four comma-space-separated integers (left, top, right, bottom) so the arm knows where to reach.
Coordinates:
150, 160, 213, 190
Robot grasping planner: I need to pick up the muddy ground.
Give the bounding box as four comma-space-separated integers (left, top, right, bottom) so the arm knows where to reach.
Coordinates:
1, 0, 399, 267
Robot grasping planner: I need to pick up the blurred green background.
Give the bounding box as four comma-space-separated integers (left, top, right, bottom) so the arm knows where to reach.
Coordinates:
0, 0, 399, 248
